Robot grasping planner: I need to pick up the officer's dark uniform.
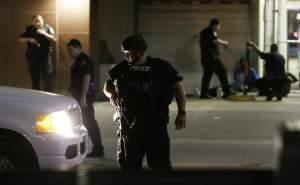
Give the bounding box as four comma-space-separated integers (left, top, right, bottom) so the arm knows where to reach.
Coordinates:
259, 52, 286, 100
107, 56, 183, 171
20, 24, 54, 91
199, 26, 230, 97
70, 52, 104, 154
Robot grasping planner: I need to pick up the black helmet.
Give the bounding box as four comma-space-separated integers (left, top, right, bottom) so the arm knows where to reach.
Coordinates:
122, 35, 148, 52
210, 18, 220, 27
271, 44, 278, 53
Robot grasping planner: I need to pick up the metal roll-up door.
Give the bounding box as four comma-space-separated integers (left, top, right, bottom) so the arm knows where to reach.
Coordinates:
137, 0, 250, 94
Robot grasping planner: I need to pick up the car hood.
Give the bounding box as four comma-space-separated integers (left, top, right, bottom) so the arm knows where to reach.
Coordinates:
0, 86, 78, 115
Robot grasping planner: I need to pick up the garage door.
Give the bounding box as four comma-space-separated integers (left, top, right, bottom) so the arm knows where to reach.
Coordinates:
137, 0, 250, 94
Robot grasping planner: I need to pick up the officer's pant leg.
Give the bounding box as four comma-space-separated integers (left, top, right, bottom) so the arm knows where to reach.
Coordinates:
117, 133, 146, 172
265, 80, 274, 99
82, 101, 104, 152
28, 58, 41, 90
256, 78, 268, 96
146, 125, 172, 171
40, 55, 53, 92
215, 60, 230, 94
117, 136, 126, 169
272, 78, 284, 99
201, 63, 214, 96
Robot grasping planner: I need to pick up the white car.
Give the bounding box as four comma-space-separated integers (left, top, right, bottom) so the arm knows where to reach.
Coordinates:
0, 86, 88, 170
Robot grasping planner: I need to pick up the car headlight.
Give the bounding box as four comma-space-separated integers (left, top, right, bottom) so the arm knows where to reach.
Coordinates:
35, 111, 73, 136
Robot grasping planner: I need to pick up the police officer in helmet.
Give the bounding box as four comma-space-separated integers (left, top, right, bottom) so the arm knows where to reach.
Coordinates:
103, 35, 186, 171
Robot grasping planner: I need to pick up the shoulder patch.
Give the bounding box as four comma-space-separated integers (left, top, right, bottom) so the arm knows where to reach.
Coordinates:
44, 24, 55, 35
48, 26, 55, 35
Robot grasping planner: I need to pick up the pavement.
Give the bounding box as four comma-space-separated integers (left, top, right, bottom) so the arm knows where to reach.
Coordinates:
77, 90, 300, 173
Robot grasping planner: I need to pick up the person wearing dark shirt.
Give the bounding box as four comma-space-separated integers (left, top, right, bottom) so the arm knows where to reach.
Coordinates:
247, 41, 286, 101
67, 39, 104, 157
199, 18, 231, 99
103, 35, 186, 171
19, 15, 56, 92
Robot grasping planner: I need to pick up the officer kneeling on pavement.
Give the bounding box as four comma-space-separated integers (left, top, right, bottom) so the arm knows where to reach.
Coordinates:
103, 35, 187, 171
247, 41, 286, 101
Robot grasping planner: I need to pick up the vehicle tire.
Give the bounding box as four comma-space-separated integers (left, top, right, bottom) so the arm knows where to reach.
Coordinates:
0, 142, 39, 170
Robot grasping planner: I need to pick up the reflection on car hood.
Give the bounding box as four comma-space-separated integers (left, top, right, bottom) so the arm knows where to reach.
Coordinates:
0, 86, 77, 114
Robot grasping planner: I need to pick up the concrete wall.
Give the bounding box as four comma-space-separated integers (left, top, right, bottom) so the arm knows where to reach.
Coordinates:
254, 0, 288, 75
249, 0, 261, 74
278, 0, 287, 63
96, 0, 135, 95
57, 0, 90, 92
0, 0, 90, 92
98, 0, 135, 62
